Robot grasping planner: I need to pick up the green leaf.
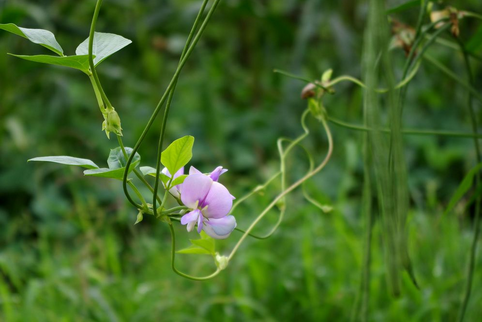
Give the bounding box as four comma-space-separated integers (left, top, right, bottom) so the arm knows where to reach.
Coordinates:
135, 211, 143, 225
8, 54, 92, 73
107, 147, 140, 169
467, 25, 482, 53
444, 162, 482, 216
139, 166, 170, 185
0, 23, 64, 55
28, 156, 99, 169
84, 147, 141, 180
83, 162, 139, 180
75, 32, 132, 66
190, 238, 215, 255
161, 136, 194, 176
170, 174, 188, 187
386, 0, 418, 14
176, 245, 211, 255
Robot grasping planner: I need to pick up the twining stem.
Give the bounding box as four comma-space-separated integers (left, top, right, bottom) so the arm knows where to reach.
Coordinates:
328, 117, 482, 139
228, 116, 333, 261
87, 0, 112, 109
123, 0, 222, 210
152, 0, 210, 217
168, 223, 221, 281
456, 38, 482, 322
116, 135, 163, 207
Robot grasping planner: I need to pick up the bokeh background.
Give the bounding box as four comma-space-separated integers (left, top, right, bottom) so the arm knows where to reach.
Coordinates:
1, 0, 482, 321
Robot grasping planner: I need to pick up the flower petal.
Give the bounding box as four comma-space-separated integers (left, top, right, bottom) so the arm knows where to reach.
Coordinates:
197, 212, 203, 233
189, 166, 202, 175
202, 181, 234, 218
181, 174, 213, 209
203, 216, 237, 239
209, 166, 228, 182
181, 209, 200, 225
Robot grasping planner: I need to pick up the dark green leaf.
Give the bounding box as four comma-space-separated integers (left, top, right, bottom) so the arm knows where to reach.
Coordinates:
75, 32, 132, 66
8, 54, 92, 72
386, 0, 418, 14
0, 23, 63, 55
28, 156, 99, 169
161, 136, 194, 175
444, 162, 482, 216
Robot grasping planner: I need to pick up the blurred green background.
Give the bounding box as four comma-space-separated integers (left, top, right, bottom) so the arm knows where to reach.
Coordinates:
1, 0, 482, 321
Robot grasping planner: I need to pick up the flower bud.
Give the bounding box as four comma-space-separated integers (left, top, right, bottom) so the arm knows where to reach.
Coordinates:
301, 83, 316, 99
215, 253, 229, 270
102, 108, 123, 139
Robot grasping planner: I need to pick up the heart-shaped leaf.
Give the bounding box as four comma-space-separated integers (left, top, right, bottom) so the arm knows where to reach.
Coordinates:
107, 147, 140, 169
161, 136, 194, 176
0, 23, 63, 56
28, 156, 99, 169
8, 54, 92, 73
76, 32, 132, 66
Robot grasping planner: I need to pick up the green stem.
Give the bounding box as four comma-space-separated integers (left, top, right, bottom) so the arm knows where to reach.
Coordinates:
456, 37, 482, 322
328, 117, 482, 139
88, 73, 106, 114
168, 223, 221, 281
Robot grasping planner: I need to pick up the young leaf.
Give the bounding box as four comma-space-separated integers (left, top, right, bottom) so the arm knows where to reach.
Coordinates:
28, 156, 99, 169
444, 162, 482, 216
161, 136, 195, 176
0, 23, 64, 56
75, 32, 132, 66
190, 238, 215, 255
139, 166, 170, 184
170, 174, 188, 187
107, 147, 140, 169
176, 245, 211, 255
8, 54, 92, 73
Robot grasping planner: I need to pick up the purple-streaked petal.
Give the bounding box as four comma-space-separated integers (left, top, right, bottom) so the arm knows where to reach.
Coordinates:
181, 209, 201, 225
202, 182, 234, 218
181, 174, 213, 208
197, 212, 204, 233
209, 166, 228, 182
203, 216, 237, 239
189, 166, 202, 175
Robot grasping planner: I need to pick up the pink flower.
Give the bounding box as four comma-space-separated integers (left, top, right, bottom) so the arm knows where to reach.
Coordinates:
180, 166, 236, 239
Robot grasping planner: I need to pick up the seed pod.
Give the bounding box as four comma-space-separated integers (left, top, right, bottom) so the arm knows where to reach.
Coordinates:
301, 83, 316, 99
